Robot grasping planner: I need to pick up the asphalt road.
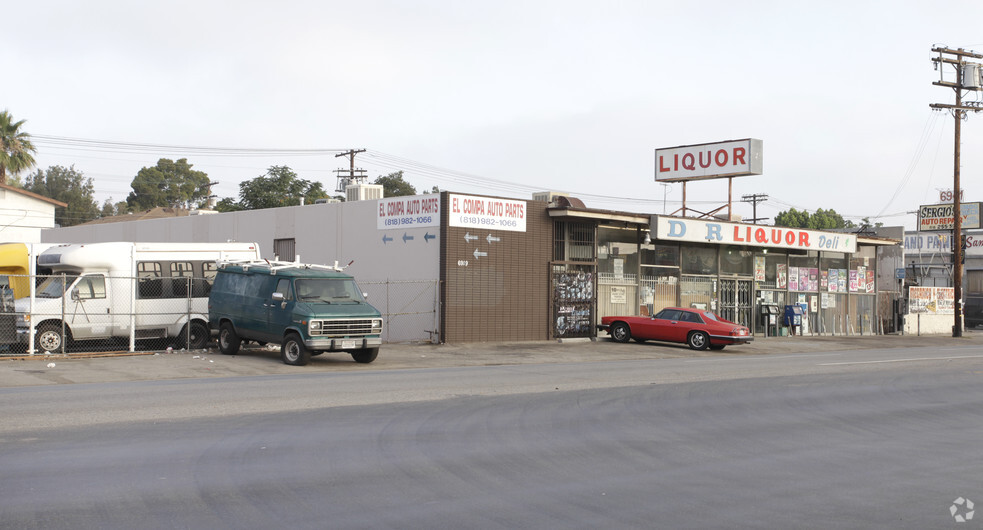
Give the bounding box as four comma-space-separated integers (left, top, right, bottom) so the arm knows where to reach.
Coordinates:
2, 340, 983, 529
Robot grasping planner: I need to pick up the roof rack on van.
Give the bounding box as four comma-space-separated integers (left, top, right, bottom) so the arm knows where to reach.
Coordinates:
216, 257, 350, 274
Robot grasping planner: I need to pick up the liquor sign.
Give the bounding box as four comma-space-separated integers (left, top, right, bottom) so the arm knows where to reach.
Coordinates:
653, 216, 857, 253
655, 139, 763, 182
917, 202, 981, 231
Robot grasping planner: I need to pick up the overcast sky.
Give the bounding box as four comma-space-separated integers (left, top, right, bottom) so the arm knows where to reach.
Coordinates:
6, 1, 983, 229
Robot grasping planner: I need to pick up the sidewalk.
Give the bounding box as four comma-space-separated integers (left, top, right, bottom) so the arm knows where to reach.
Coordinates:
1, 330, 981, 388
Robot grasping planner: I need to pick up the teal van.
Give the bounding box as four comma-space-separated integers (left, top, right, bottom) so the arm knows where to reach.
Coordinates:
208, 260, 383, 365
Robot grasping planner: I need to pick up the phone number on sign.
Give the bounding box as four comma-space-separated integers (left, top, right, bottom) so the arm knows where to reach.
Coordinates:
455, 216, 518, 228
383, 216, 433, 227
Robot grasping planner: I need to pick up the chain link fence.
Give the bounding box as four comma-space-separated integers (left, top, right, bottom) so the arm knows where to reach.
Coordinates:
0, 275, 441, 356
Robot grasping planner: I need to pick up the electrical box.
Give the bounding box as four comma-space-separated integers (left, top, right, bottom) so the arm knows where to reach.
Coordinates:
963, 63, 981, 89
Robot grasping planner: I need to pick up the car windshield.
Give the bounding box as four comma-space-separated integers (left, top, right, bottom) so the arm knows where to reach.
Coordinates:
34, 274, 80, 298
294, 278, 365, 303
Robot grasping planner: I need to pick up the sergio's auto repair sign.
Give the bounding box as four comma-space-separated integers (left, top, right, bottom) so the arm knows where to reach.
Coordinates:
917, 202, 981, 231
654, 216, 857, 253
655, 139, 763, 182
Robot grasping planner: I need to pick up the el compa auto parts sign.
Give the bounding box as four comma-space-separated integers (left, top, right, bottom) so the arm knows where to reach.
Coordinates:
918, 202, 981, 231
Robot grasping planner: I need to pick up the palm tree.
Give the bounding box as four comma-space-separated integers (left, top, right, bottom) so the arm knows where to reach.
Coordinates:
0, 110, 38, 185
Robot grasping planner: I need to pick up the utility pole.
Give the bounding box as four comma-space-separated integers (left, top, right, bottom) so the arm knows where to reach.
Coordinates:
740, 193, 769, 224
334, 148, 367, 193
930, 46, 983, 337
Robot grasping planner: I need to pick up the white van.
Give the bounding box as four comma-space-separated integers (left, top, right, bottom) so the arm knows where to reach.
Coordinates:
17, 242, 261, 353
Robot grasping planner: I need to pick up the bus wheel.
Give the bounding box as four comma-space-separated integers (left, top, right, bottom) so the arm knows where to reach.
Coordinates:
179, 321, 210, 350
36, 323, 69, 353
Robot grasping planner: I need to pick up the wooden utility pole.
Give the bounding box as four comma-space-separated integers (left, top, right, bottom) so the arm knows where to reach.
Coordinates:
334, 148, 367, 193
741, 193, 769, 224
930, 46, 983, 337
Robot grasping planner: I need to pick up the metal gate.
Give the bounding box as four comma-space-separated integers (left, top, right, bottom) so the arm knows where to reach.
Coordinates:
719, 278, 753, 328
551, 264, 595, 339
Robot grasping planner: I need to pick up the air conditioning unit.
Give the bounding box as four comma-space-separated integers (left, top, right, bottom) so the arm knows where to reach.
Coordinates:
345, 183, 384, 202
532, 191, 570, 205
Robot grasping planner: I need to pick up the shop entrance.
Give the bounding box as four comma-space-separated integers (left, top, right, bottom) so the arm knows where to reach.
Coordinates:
719, 278, 753, 328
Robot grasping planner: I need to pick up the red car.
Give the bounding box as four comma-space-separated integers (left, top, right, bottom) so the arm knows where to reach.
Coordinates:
598, 307, 753, 351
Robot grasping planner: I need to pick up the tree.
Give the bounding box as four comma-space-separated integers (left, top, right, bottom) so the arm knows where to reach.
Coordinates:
100, 198, 130, 217
0, 110, 37, 185
774, 208, 851, 230
231, 166, 327, 210
23, 165, 100, 227
374, 171, 416, 197
127, 158, 211, 210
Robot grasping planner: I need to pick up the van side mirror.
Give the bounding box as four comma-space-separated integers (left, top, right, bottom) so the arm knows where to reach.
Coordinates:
362, 292, 369, 299
71, 288, 80, 301
272, 292, 284, 301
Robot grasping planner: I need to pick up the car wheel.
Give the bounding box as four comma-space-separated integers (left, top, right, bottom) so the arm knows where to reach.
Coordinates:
36, 323, 69, 353
281, 333, 311, 366
218, 322, 241, 355
178, 321, 210, 350
351, 347, 379, 364
611, 322, 631, 343
709, 344, 726, 351
687, 331, 710, 351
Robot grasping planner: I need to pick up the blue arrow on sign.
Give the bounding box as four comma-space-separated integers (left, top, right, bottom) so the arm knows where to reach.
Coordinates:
403, 233, 414, 243
382, 234, 393, 244
424, 233, 436, 243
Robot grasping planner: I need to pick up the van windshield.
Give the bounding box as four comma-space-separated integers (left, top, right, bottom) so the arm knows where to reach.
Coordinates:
295, 279, 365, 304
35, 274, 80, 298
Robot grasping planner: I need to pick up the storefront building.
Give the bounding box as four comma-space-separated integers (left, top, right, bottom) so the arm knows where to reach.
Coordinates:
549, 205, 899, 339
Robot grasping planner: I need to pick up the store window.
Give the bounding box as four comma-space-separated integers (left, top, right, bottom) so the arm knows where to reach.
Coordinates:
681, 245, 718, 275
788, 251, 819, 292
597, 226, 641, 319
720, 245, 753, 276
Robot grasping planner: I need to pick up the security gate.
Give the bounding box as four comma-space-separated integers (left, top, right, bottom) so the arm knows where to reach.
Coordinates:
719, 278, 753, 328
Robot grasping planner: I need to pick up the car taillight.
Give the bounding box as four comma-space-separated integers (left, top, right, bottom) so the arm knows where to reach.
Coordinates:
732, 327, 746, 336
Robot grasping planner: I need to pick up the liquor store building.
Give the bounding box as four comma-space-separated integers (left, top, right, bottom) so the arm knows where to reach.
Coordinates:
550, 206, 898, 339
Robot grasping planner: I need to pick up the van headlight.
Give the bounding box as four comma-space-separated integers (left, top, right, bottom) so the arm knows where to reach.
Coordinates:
310, 321, 322, 330
372, 319, 383, 333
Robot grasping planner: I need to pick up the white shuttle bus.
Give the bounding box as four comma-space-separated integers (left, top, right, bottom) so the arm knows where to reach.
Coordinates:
16, 242, 261, 353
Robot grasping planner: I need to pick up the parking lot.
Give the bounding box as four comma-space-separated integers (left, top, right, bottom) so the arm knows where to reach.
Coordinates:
2, 330, 981, 387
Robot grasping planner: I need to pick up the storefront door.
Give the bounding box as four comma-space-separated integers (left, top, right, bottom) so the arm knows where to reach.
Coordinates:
719, 278, 753, 328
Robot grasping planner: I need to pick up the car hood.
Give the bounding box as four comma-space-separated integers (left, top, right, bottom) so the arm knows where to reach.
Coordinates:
294, 301, 381, 319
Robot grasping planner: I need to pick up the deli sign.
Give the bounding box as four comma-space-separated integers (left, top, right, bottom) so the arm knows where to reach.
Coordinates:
653, 216, 857, 253
917, 202, 981, 231
655, 139, 763, 182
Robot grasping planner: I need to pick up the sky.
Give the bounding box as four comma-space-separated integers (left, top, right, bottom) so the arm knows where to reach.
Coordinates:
5, 1, 983, 230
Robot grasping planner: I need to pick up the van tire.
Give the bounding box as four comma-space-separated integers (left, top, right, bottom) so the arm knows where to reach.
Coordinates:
218, 322, 241, 355
351, 347, 379, 364
281, 333, 311, 366
36, 323, 70, 353
179, 321, 210, 350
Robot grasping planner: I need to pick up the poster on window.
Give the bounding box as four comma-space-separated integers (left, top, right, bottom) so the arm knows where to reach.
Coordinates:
849, 270, 858, 292
808, 268, 818, 291
828, 269, 838, 292
820, 270, 828, 290
754, 256, 766, 281
799, 268, 810, 291
838, 269, 847, 292
776, 264, 787, 288
821, 292, 829, 309
865, 270, 875, 293
789, 266, 798, 291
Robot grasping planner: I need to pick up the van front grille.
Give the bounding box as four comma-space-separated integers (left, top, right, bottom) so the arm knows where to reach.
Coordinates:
310, 319, 382, 337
